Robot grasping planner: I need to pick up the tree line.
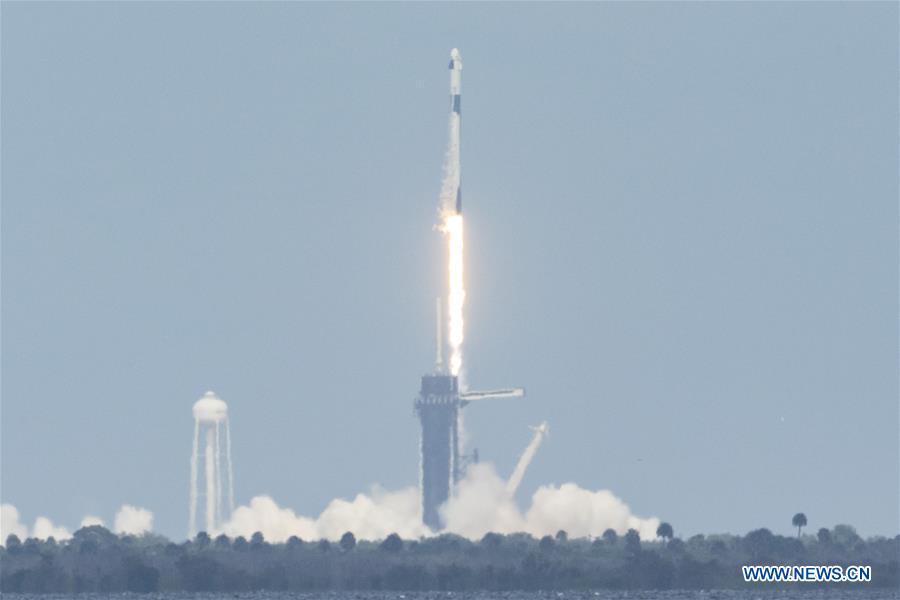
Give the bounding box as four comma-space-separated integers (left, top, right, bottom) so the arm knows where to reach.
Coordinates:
1, 521, 897, 592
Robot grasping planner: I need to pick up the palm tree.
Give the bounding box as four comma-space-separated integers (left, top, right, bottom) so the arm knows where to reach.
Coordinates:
380, 532, 403, 553
656, 522, 674, 543
339, 531, 356, 552
624, 528, 641, 556
792, 512, 807, 537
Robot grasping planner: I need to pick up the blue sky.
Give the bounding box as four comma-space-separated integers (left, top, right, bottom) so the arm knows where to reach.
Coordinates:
2, 2, 897, 540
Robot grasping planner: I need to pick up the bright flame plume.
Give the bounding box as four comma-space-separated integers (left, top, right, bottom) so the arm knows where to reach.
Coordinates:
442, 213, 465, 378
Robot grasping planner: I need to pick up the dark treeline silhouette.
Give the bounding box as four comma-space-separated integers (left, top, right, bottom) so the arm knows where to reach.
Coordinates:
1, 524, 897, 592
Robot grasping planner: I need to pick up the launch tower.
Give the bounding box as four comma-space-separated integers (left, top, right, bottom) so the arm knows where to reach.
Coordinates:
415, 375, 524, 530
415, 373, 461, 530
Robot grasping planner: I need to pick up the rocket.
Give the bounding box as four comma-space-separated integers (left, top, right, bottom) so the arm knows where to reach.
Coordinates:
449, 48, 462, 214
449, 48, 462, 119
441, 48, 463, 215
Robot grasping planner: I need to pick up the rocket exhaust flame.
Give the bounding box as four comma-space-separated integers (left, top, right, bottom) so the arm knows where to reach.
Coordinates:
443, 214, 465, 379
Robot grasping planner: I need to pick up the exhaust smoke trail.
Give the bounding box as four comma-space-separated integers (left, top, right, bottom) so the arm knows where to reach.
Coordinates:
506, 423, 550, 496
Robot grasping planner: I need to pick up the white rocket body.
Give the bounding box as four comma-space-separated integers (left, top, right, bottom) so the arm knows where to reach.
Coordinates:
440, 48, 463, 216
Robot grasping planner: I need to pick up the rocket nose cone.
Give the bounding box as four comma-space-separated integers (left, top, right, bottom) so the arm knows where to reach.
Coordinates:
450, 48, 461, 60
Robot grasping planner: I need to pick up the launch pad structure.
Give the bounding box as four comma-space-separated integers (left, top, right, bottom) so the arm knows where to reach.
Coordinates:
415, 374, 525, 530
415, 374, 461, 530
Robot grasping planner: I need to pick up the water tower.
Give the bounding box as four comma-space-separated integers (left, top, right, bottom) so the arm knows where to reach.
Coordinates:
189, 391, 234, 537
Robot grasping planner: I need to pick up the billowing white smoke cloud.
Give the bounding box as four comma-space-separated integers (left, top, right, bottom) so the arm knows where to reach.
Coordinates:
1, 504, 72, 541
32, 517, 71, 541
442, 464, 526, 536
114, 505, 153, 535
220, 463, 659, 542
1, 504, 29, 541
223, 496, 316, 541
221, 486, 430, 543
2, 503, 154, 542
443, 464, 660, 540
80, 515, 105, 528
5, 468, 656, 544
525, 483, 659, 540
314, 486, 428, 541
